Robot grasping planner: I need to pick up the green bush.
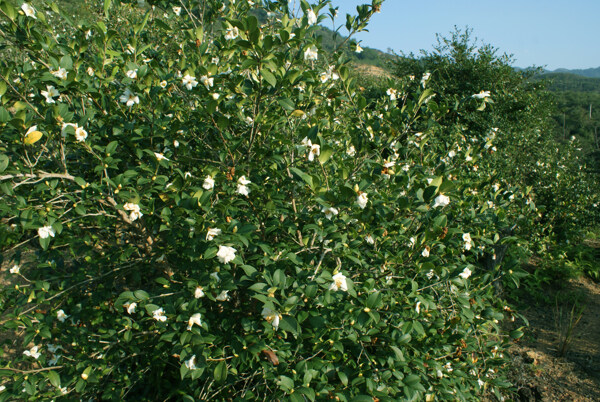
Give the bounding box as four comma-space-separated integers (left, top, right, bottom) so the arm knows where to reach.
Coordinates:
0, 1, 569, 400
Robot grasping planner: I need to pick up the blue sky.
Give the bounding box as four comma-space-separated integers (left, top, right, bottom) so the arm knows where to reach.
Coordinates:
324, 0, 600, 70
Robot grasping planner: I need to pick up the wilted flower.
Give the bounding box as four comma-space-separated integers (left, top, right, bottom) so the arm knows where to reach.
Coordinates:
182, 74, 198, 90
322, 206, 339, 220
224, 26, 239, 40
51, 67, 68, 80
329, 272, 348, 292
216, 290, 230, 301
459, 267, 472, 279
23, 346, 41, 359
185, 355, 197, 370
306, 9, 317, 25
75, 126, 88, 142
56, 309, 68, 323
422, 247, 430, 258
217, 245, 237, 264
187, 313, 202, 330
21, 3, 37, 19
41, 85, 60, 103
304, 46, 318, 61
433, 194, 450, 208
153, 307, 167, 322
10, 265, 20, 274
203, 176, 215, 190
210, 272, 221, 282
261, 307, 281, 329
357, 192, 368, 209
87, 67, 95, 76
38, 225, 56, 239
365, 235, 375, 245
119, 89, 139, 107
415, 301, 421, 314
206, 228, 222, 241
123, 202, 143, 222
173, 6, 182, 15
124, 302, 137, 314
194, 286, 205, 298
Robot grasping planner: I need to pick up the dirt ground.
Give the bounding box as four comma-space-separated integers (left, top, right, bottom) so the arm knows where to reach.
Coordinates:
504, 276, 600, 401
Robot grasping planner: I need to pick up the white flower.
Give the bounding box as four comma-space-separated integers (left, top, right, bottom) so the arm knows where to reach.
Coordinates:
210, 272, 221, 282
87, 67, 95, 76
217, 245, 237, 264
173, 6, 182, 15
211, 93, 220, 100
304, 46, 318, 61
216, 290, 230, 301
153, 307, 167, 322
124, 302, 137, 314
472, 90, 491, 99
187, 313, 202, 330
154, 152, 169, 161
459, 267, 472, 279
415, 301, 421, 314
478, 378, 484, 387
173, 140, 179, 148
224, 26, 239, 40
56, 309, 68, 322
422, 247, 430, 258
308, 143, 320, 162
306, 9, 317, 25
421, 72, 431, 87
182, 74, 198, 90
23, 346, 41, 359
386, 88, 397, 101
75, 126, 88, 142
322, 206, 338, 220
462, 233, 472, 243
448, 150, 456, 158
433, 194, 450, 208
347, 145, 356, 156
206, 228, 222, 241
119, 89, 139, 107
185, 355, 197, 370
51, 67, 68, 80
126, 69, 138, 79
301, 137, 312, 147
200, 75, 214, 88
10, 264, 20, 274
194, 286, 205, 298
85, 29, 92, 39
0, 385, 5, 392
365, 235, 375, 245
357, 192, 368, 209
426, 270, 434, 280
355, 44, 363, 53
261, 307, 281, 329
41, 85, 60, 103
123, 202, 143, 222
237, 176, 251, 196
38, 225, 56, 239
21, 3, 36, 19
444, 362, 453, 372
329, 272, 348, 292
203, 176, 215, 190
60, 386, 67, 394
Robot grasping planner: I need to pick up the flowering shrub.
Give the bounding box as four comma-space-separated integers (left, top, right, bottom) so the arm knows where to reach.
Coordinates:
0, 0, 560, 400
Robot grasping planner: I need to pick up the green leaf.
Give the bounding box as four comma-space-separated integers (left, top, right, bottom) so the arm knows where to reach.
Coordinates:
289, 167, 313, 188
103, 0, 112, 17
0, 155, 8, 173
48, 371, 61, 388
277, 97, 295, 111
214, 360, 227, 382
279, 315, 299, 335
418, 88, 434, 106
338, 371, 348, 386
318, 145, 334, 164
261, 69, 276, 87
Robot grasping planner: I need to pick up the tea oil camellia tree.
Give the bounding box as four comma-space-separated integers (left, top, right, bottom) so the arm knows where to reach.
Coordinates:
0, 0, 538, 400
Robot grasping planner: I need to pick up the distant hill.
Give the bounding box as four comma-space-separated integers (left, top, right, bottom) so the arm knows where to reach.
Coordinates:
536, 72, 600, 93
551, 67, 600, 79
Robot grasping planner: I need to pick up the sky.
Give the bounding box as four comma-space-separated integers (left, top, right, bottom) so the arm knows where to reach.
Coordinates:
323, 0, 600, 70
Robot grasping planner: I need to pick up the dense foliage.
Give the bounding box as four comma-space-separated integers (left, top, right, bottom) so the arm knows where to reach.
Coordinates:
0, 1, 595, 401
